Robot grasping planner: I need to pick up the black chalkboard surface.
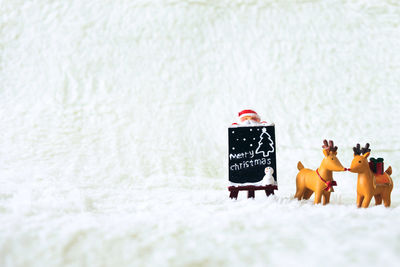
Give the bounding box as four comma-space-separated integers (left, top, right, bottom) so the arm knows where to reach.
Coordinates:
228, 125, 277, 185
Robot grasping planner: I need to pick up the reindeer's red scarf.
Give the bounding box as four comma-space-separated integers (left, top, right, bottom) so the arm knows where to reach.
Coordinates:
316, 169, 337, 192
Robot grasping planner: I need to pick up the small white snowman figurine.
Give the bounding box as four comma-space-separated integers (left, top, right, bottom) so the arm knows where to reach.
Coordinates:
262, 167, 276, 186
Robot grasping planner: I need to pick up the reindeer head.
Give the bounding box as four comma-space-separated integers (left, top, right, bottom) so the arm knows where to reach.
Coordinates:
321, 140, 346, 171
349, 143, 371, 173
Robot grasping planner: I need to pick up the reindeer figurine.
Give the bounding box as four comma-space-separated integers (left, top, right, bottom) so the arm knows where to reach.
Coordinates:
295, 140, 346, 204
349, 143, 393, 208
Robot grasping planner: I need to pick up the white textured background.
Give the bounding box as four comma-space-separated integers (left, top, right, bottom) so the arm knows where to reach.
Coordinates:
1, 0, 400, 266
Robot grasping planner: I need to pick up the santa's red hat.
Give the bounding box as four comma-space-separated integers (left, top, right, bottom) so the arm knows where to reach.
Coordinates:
238, 109, 260, 119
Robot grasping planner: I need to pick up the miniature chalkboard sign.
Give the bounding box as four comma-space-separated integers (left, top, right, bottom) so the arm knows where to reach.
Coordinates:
229, 125, 277, 184
228, 125, 278, 198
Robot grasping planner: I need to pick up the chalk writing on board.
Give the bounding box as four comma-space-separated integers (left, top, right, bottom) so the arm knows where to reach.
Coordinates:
255, 128, 274, 157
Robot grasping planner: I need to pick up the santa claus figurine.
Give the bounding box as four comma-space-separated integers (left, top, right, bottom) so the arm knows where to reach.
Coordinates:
232, 109, 268, 126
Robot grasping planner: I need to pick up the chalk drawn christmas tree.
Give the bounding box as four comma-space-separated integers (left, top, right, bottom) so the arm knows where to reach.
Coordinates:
255, 128, 274, 157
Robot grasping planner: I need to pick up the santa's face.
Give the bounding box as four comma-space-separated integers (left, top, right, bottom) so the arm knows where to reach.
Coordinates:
239, 115, 260, 125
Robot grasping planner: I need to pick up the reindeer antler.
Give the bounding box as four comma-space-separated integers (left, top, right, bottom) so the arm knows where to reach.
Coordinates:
353, 143, 371, 155
361, 143, 370, 155
322, 139, 338, 152
353, 144, 361, 155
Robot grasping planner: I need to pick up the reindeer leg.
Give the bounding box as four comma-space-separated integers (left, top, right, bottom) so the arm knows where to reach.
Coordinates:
356, 194, 364, 208
361, 195, 373, 208
303, 189, 313, 200
374, 194, 382, 205
294, 186, 305, 200
383, 193, 391, 207
323, 192, 331, 205
314, 191, 323, 205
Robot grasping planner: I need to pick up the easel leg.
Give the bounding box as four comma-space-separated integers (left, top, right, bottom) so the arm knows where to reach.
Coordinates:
248, 190, 255, 198
265, 190, 274, 197
230, 190, 239, 199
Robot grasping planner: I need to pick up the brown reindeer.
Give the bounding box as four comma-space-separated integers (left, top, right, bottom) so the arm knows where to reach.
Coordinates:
349, 143, 393, 208
295, 140, 346, 204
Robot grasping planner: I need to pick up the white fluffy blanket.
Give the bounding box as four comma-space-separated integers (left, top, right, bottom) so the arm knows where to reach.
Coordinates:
1, 0, 400, 266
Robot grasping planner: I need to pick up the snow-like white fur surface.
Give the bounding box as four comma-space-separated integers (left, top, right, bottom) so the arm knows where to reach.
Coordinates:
1, 0, 400, 266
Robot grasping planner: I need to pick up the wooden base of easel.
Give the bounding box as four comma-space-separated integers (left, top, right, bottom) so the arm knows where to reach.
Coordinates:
228, 185, 278, 199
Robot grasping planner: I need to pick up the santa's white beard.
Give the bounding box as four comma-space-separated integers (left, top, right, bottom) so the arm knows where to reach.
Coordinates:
239, 119, 260, 126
